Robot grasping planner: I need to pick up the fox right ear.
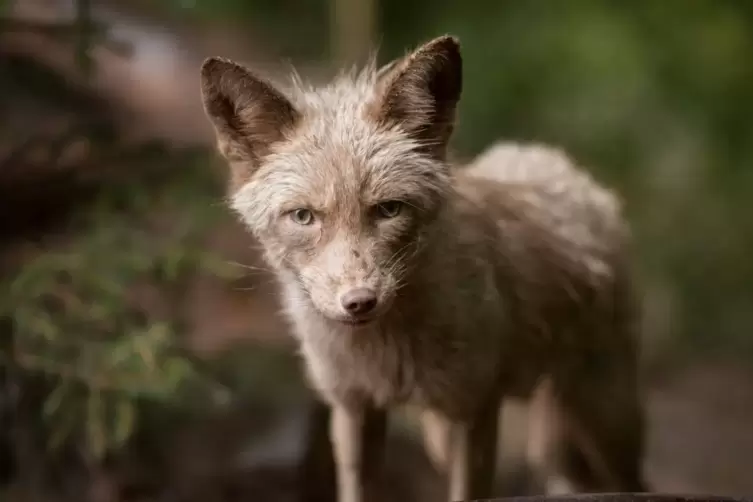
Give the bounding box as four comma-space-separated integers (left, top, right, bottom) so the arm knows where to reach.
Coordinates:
200, 57, 300, 177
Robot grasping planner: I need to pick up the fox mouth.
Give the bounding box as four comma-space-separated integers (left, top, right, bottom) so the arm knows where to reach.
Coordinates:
326, 312, 377, 327
339, 317, 374, 326
324, 311, 380, 327
307, 299, 379, 327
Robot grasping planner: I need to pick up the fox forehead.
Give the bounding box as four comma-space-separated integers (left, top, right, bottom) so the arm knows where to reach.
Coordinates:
250, 66, 448, 201
232, 119, 447, 223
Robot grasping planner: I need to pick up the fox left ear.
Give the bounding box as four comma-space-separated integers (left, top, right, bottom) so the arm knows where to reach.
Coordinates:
375, 35, 462, 159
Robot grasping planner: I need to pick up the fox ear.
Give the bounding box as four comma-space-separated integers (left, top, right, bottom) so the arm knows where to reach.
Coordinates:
375, 56, 403, 82
200, 57, 300, 183
375, 35, 462, 158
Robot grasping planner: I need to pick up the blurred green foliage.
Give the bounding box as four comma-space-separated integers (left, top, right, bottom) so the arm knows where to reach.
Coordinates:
1, 154, 239, 459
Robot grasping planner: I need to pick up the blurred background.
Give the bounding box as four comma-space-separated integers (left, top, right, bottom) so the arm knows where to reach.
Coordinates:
1, 0, 752, 501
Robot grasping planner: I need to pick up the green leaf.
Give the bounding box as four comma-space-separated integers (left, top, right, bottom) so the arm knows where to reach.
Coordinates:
43, 383, 69, 418
112, 398, 136, 448
134, 334, 156, 372
161, 249, 187, 282
48, 407, 79, 452
109, 338, 135, 368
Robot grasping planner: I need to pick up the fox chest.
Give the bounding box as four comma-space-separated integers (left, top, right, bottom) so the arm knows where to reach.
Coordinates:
298, 326, 416, 408
296, 325, 498, 419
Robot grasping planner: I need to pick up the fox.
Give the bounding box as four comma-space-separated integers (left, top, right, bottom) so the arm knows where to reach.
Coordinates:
199, 35, 647, 502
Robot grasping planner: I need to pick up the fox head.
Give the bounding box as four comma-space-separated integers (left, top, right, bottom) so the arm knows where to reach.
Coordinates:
200, 35, 462, 326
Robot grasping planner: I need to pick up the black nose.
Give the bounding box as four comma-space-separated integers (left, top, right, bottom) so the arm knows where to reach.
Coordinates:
340, 288, 378, 315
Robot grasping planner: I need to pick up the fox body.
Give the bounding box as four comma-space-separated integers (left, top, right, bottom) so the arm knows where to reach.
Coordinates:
200, 36, 647, 501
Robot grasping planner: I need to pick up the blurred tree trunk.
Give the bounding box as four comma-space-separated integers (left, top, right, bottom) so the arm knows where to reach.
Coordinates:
329, 0, 377, 67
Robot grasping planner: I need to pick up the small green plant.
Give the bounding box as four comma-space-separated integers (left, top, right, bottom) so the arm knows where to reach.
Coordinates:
0, 154, 240, 460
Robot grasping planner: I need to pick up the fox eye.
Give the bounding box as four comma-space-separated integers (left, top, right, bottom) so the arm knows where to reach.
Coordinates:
375, 201, 403, 219
290, 208, 314, 225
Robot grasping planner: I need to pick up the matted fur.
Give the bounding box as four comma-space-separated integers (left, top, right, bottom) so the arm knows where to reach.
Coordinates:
200, 35, 647, 501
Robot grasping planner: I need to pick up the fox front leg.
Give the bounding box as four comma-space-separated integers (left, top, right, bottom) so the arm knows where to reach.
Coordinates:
330, 403, 387, 502
447, 401, 499, 501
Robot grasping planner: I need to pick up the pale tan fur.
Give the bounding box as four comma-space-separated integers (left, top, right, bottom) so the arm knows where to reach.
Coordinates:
199, 35, 647, 502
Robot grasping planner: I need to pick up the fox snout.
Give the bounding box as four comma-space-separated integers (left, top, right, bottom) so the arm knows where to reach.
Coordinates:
302, 259, 396, 325
328, 274, 389, 324
340, 287, 378, 316
294, 233, 402, 325
300, 278, 387, 326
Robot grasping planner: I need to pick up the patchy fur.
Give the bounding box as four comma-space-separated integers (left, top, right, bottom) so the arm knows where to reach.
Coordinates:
200, 35, 647, 502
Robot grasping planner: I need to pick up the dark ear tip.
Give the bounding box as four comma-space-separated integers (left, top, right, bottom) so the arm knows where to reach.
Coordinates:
424, 35, 461, 57
201, 57, 221, 77
435, 34, 460, 47
200, 56, 243, 83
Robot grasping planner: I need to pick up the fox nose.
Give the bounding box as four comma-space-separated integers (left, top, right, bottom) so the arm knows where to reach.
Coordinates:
340, 288, 378, 315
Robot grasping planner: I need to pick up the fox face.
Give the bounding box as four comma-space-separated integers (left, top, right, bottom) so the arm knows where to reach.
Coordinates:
200, 36, 462, 325
233, 140, 449, 325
